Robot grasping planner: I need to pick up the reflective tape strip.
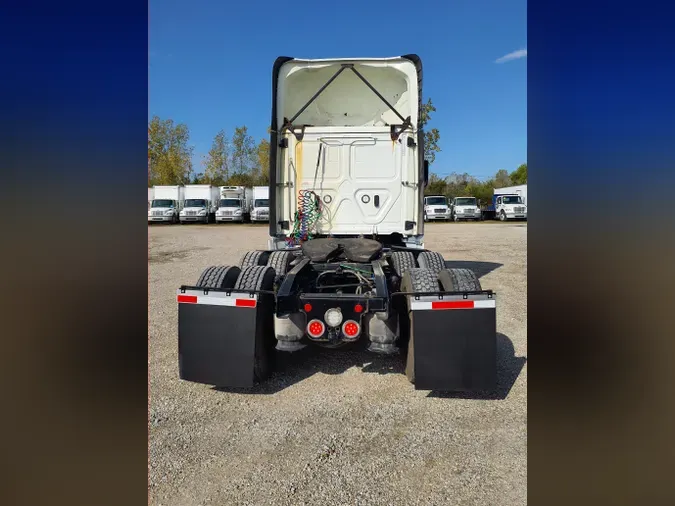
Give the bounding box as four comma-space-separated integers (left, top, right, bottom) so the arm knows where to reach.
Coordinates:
177, 294, 257, 308
410, 299, 495, 311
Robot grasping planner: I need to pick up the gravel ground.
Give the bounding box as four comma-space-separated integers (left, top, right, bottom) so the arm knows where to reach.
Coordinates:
149, 222, 527, 506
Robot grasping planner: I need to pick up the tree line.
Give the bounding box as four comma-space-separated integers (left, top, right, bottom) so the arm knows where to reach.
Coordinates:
148, 96, 525, 201
148, 116, 270, 187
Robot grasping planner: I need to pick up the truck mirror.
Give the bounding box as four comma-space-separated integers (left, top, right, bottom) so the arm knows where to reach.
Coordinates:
423, 160, 429, 184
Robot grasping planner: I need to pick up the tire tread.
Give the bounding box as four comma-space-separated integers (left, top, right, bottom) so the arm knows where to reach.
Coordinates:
417, 251, 445, 274
390, 251, 417, 277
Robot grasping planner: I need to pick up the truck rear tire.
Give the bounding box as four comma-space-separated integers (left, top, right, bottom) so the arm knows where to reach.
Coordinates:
390, 251, 416, 277
234, 265, 276, 291
266, 251, 293, 280
437, 268, 482, 292
400, 268, 440, 384
417, 251, 445, 274
195, 265, 241, 289
239, 250, 271, 268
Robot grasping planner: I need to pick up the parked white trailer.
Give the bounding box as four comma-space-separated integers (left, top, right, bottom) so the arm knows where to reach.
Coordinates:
216, 186, 253, 223
148, 187, 154, 210
251, 186, 270, 222
180, 185, 219, 224
148, 185, 184, 224
493, 184, 527, 221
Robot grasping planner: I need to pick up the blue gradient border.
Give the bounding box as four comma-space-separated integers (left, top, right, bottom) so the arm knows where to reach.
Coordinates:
529, 1, 675, 505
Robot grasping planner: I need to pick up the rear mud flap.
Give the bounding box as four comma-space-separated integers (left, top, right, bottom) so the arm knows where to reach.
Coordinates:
177, 289, 274, 388
408, 295, 497, 391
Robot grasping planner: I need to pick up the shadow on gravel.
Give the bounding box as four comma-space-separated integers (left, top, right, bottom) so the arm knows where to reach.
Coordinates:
212, 333, 525, 398
443, 260, 503, 279
212, 339, 403, 396
427, 333, 526, 400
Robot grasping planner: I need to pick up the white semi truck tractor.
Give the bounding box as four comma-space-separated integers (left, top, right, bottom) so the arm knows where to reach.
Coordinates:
148, 185, 184, 224
215, 186, 252, 223
423, 195, 450, 221
176, 55, 497, 392
180, 185, 219, 224
450, 196, 482, 222
493, 184, 527, 221
251, 186, 270, 222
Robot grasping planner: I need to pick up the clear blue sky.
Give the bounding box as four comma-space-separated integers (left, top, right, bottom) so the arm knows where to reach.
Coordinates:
149, 0, 526, 180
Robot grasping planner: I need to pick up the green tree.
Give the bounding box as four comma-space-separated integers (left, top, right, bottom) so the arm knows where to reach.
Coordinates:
494, 169, 512, 188
225, 172, 256, 187
203, 130, 230, 185
231, 126, 256, 175
255, 138, 270, 185
424, 173, 447, 196
148, 116, 193, 185
420, 98, 441, 165
510, 163, 527, 185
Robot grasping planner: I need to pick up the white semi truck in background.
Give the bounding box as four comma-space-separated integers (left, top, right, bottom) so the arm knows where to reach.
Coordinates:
493, 184, 527, 221
216, 186, 253, 223
148, 188, 154, 210
148, 185, 184, 224
449, 196, 482, 222
251, 186, 270, 222
180, 185, 220, 224
423, 195, 450, 221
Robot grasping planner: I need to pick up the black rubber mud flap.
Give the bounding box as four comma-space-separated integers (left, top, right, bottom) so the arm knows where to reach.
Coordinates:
408, 294, 497, 391
177, 288, 274, 388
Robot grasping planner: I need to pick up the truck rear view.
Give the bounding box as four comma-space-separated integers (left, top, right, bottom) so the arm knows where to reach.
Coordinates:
268, 57, 425, 249
176, 56, 497, 392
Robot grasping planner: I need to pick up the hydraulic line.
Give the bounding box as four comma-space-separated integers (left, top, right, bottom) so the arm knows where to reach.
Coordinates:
287, 189, 322, 246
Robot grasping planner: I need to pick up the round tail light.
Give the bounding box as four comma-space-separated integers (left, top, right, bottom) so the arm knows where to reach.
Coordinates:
324, 308, 343, 327
342, 320, 361, 338
307, 319, 326, 338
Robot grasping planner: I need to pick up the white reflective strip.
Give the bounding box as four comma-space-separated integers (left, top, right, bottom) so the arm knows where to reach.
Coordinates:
176, 291, 257, 308
410, 301, 433, 310
409, 298, 496, 311
196, 297, 238, 307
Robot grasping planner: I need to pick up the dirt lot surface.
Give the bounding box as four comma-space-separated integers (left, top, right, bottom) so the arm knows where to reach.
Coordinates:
149, 222, 527, 506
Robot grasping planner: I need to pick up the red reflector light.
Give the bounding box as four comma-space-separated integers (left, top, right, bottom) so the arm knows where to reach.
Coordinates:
342, 320, 360, 337
177, 295, 197, 304
307, 319, 325, 338
354, 304, 363, 313
235, 298, 256, 308
304, 303, 312, 312
432, 300, 474, 310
